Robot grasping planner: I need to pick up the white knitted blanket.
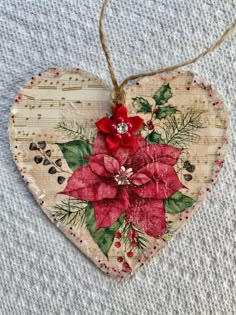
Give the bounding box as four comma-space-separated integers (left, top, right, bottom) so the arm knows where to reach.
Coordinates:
0, 0, 235, 314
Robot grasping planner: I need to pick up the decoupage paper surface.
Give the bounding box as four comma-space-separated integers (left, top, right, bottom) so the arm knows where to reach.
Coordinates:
9, 68, 228, 279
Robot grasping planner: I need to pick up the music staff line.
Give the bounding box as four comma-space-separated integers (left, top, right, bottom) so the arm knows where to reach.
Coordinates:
23, 78, 110, 91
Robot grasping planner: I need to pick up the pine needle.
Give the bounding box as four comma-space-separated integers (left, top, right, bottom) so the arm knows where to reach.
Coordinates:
56, 120, 95, 142
54, 199, 88, 228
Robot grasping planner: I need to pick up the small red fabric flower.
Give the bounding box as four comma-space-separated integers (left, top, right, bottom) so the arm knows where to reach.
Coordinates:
95, 104, 144, 150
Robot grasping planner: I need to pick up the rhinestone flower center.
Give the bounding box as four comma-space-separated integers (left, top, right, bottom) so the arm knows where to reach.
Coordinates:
115, 166, 133, 185
116, 122, 128, 134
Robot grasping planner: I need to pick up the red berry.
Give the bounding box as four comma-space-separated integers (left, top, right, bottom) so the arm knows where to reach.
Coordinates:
127, 251, 133, 258
123, 262, 130, 268
117, 256, 123, 263
122, 262, 131, 271
153, 108, 158, 114
147, 120, 154, 130
115, 231, 122, 239
115, 241, 121, 248
131, 241, 137, 247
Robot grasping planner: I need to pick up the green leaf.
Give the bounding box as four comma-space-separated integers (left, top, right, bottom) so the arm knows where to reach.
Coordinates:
57, 140, 92, 171
85, 203, 125, 258
146, 131, 164, 144
155, 106, 177, 120
132, 97, 152, 114
153, 83, 172, 105
165, 191, 195, 214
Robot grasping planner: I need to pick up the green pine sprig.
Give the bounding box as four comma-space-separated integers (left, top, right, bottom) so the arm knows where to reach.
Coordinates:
121, 222, 150, 254
56, 120, 95, 143
162, 110, 205, 148
54, 199, 88, 228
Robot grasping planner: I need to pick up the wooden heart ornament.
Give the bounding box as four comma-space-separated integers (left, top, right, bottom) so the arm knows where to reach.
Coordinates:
9, 68, 228, 279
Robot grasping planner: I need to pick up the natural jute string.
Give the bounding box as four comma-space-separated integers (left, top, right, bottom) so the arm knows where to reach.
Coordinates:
99, 0, 236, 105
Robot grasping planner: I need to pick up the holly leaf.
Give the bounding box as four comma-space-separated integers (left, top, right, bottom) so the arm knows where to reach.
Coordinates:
155, 106, 177, 120
132, 97, 152, 114
146, 131, 164, 144
85, 203, 125, 258
57, 140, 92, 171
164, 191, 195, 214
153, 83, 172, 105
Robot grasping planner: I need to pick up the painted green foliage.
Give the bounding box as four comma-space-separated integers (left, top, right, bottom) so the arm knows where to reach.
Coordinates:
164, 191, 195, 214
146, 131, 164, 144
153, 83, 173, 105
85, 203, 125, 257
155, 105, 177, 120
132, 97, 152, 113
132, 83, 176, 120
57, 140, 92, 171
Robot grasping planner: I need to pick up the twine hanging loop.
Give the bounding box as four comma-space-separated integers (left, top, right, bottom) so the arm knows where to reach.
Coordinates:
99, 0, 236, 106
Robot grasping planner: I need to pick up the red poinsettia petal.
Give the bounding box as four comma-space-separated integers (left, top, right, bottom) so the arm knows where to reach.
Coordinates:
95, 117, 114, 134
104, 155, 120, 173
126, 195, 166, 237
130, 172, 151, 186
151, 144, 182, 166
112, 104, 127, 121
131, 162, 185, 199
93, 188, 129, 229
121, 133, 137, 149
60, 165, 118, 201
88, 154, 114, 177
112, 145, 129, 166
130, 142, 182, 171
106, 134, 121, 150
127, 116, 144, 132
93, 132, 110, 155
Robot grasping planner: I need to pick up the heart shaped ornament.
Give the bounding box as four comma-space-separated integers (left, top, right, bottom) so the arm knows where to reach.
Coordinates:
9, 68, 228, 279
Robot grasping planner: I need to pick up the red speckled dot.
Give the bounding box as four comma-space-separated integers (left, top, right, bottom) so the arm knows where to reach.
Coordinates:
115, 231, 122, 239
115, 241, 121, 248
131, 241, 137, 247
122, 262, 130, 269
127, 251, 133, 258
117, 256, 123, 263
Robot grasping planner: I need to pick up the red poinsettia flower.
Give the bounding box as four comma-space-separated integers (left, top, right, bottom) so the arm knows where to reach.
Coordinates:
60, 133, 184, 237
95, 104, 144, 150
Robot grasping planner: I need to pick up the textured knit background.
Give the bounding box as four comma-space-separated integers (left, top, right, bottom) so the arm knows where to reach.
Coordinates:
0, 0, 235, 314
